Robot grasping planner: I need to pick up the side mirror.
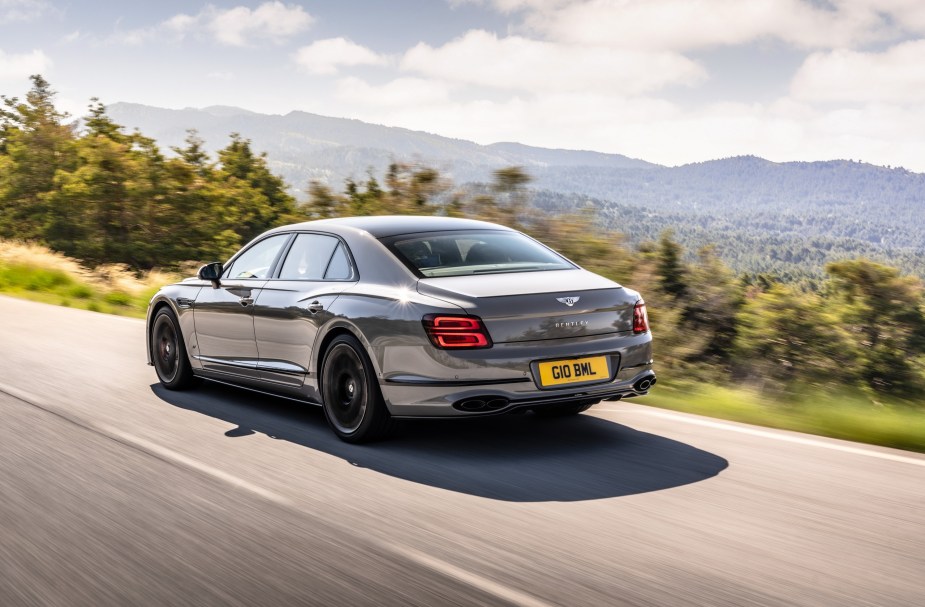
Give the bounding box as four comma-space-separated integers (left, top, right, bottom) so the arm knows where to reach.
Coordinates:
198, 262, 223, 287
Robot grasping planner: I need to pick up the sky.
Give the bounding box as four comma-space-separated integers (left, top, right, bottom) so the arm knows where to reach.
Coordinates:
2, 0, 925, 171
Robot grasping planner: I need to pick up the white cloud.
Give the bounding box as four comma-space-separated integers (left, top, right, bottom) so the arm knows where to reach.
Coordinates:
461, 0, 925, 51
401, 29, 705, 95
523, 0, 884, 50
335, 77, 451, 106
294, 38, 387, 75
207, 1, 313, 46
450, 0, 569, 12
839, 0, 925, 36
791, 39, 925, 103
314, 74, 925, 171
0, 48, 51, 81
0, 0, 49, 24
108, 2, 313, 47
163, 13, 197, 35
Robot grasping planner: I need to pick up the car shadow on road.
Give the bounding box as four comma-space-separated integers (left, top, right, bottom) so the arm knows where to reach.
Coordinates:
151, 382, 728, 502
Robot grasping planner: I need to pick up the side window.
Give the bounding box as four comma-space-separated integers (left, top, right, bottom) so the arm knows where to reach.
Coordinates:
279, 234, 340, 280
324, 243, 356, 280
224, 234, 290, 280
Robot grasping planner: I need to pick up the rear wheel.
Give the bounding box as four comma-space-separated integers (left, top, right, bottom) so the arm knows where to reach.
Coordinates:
533, 401, 595, 418
151, 307, 198, 390
321, 334, 392, 443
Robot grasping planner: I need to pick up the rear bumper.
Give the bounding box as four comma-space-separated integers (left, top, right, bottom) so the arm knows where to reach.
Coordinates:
378, 332, 654, 417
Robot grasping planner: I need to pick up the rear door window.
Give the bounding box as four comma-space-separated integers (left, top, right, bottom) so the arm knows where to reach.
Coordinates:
324, 244, 356, 280
278, 233, 341, 280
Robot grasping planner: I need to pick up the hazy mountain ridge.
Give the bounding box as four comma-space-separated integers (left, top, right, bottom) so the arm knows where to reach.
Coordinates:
107, 102, 655, 187
107, 102, 925, 277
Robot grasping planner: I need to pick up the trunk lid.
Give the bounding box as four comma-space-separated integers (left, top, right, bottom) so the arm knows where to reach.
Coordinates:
417, 269, 638, 343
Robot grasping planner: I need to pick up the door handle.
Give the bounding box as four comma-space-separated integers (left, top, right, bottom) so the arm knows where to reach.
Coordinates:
239, 297, 254, 307
308, 300, 324, 313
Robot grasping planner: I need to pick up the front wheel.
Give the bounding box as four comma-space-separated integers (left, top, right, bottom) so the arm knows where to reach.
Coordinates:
321, 335, 392, 443
151, 307, 198, 390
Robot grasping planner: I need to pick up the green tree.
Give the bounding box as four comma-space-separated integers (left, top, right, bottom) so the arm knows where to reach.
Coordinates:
527, 205, 632, 284
158, 131, 243, 263
735, 284, 854, 391
656, 230, 686, 299
489, 166, 531, 229
45, 100, 167, 267
682, 245, 742, 365
172, 129, 210, 175
217, 133, 298, 242
304, 180, 343, 219
306, 162, 451, 219
824, 259, 925, 396
383, 162, 447, 214
0, 75, 76, 239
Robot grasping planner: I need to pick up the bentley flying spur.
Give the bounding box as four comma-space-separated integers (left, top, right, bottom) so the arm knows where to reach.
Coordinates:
146, 216, 656, 442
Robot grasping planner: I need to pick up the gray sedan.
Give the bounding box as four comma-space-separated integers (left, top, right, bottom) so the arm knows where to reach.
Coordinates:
146, 216, 656, 442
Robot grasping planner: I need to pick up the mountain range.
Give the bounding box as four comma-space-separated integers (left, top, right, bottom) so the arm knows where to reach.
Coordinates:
107, 102, 925, 278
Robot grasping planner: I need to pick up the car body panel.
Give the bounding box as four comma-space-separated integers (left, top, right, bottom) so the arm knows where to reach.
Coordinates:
192, 279, 266, 378
146, 216, 656, 419
251, 279, 355, 387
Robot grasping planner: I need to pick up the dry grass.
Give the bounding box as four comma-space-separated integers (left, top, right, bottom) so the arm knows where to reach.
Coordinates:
0, 240, 178, 295
0, 240, 180, 317
0, 240, 91, 279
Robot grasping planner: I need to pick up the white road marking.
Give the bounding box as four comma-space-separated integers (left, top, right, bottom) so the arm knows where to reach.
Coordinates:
0, 381, 44, 408
100, 426, 292, 505
596, 406, 925, 468
390, 544, 556, 607
0, 381, 291, 506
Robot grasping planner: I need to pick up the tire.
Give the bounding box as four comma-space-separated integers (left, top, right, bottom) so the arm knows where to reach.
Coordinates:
151, 307, 198, 390
533, 401, 595, 418
320, 334, 392, 443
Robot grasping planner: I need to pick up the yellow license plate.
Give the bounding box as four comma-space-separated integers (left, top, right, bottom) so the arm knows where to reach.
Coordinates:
537, 356, 610, 387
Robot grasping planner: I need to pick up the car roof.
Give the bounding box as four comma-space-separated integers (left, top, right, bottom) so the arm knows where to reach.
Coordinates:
270, 215, 511, 239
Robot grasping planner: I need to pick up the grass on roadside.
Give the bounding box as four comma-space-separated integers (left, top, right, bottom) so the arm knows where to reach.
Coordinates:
0, 240, 177, 318
643, 379, 925, 453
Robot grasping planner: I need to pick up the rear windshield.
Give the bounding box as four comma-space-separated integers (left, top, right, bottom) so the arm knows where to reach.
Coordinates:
382, 230, 575, 278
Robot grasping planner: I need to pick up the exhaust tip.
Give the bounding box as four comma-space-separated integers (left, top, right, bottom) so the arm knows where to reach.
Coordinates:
458, 399, 486, 411
633, 374, 657, 393
486, 398, 509, 410
453, 396, 510, 412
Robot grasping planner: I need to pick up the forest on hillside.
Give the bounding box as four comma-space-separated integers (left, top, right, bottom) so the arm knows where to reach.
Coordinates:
530, 188, 925, 281
3, 76, 925, 406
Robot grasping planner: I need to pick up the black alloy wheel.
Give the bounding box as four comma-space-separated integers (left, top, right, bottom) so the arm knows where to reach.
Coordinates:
321, 334, 392, 443
151, 307, 197, 390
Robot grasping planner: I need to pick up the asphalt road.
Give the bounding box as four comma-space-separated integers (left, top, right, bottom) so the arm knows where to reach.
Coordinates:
1, 294, 924, 606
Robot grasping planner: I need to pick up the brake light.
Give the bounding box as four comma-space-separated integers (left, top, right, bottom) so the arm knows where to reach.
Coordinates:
633, 301, 649, 334
422, 314, 492, 349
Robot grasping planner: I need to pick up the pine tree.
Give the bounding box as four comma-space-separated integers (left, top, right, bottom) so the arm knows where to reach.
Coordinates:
0, 75, 76, 239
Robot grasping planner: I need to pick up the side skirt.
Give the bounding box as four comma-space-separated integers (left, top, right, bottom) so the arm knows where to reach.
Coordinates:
193, 374, 322, 407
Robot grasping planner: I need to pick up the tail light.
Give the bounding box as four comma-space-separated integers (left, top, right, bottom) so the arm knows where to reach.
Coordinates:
633, 301, 649, 334
422, 314, 492, 349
